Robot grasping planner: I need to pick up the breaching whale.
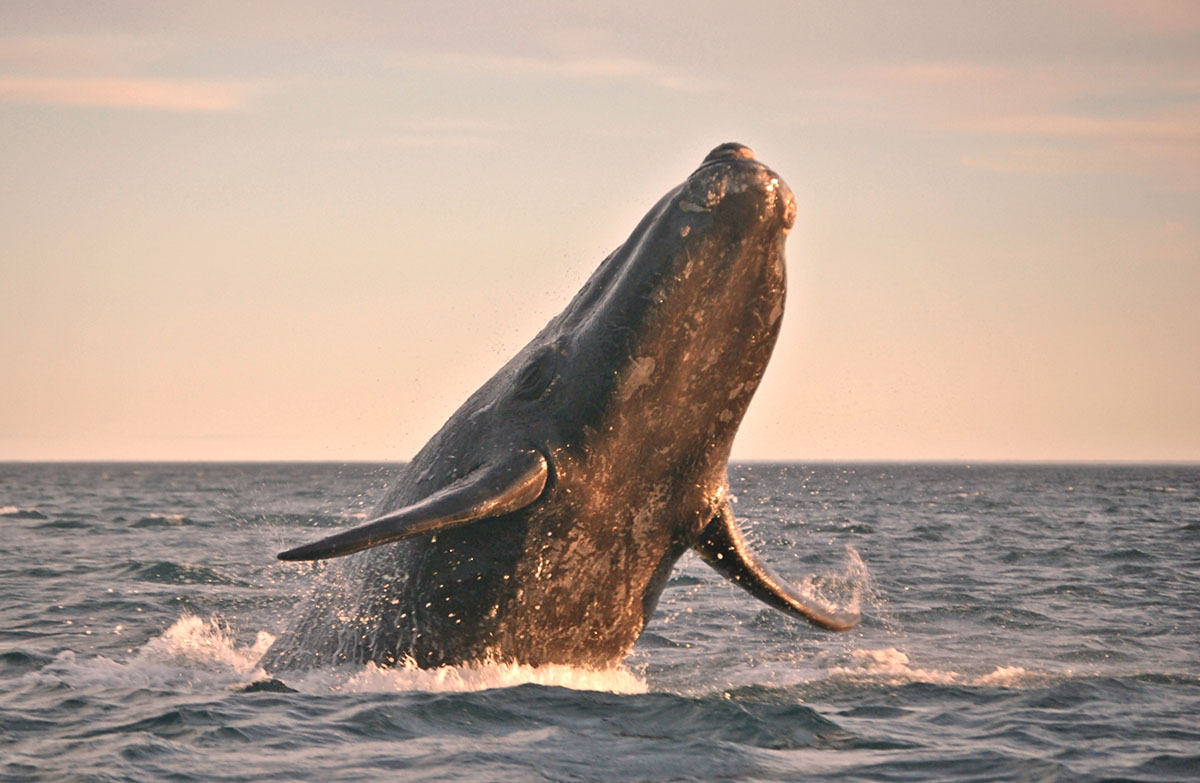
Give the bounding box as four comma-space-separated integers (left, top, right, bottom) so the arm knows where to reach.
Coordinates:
263, 142, 859, 671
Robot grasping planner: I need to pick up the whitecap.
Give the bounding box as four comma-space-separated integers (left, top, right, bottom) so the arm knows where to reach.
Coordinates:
826, 648, 1043, 689
1, 505, 47, 519
973, 665, 1035, 687
828, 647, 960, 685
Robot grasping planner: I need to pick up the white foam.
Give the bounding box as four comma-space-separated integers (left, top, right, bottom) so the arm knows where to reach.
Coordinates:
30, 615, 646, 695
830, 647, 960, 685
139, 615, 274, 674
974, 665, 1034, 687
30, 616, 273, 690
136, 513, 190, 524
827, 648, 1039, 688
292, 660, 646, 695
0, 505, 42, 517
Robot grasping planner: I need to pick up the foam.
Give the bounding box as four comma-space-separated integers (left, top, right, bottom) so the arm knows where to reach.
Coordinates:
31, 616, 272, 691
31, 615, 646, 695
828, 648, 1037, 688
974, 665, 1034, 687
1, 505, 46, 518
292, 660, 646, 695
32, 616, 1033, 697
830, 647, 960, 685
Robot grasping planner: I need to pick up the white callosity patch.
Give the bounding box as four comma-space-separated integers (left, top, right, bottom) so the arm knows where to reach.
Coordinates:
618, 356, 657, 402
677, 168, 729, 213
767, 300, 783, 327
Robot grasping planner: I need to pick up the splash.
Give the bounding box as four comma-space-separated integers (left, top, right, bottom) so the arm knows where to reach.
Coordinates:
31, 615, 645, 695
30, 616, 273, 691
293, 660, 647, 695
139, 615, 274, 673
791, 545, 871, 620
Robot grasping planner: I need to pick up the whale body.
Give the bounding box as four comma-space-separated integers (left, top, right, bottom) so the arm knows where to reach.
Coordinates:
263, 143, 858, 671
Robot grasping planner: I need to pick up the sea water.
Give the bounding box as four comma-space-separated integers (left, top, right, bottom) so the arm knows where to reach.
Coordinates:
2, 462, 1197, 782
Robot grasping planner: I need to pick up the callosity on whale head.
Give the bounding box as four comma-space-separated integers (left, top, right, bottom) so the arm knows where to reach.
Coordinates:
263, 142, 858, 672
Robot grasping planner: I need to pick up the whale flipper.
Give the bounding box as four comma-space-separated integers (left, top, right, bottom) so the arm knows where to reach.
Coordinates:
694, 502, 860, 631
277, 448, 548, 561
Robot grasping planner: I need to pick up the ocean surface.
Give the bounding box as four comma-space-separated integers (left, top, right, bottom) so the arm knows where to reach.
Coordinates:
2, 462, 1197, 782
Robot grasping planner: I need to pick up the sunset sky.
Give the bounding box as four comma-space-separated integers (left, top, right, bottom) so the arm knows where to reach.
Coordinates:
2, 1, 1198, 462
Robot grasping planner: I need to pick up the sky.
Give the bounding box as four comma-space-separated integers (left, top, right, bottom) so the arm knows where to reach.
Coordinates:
1, 1, 1198, 462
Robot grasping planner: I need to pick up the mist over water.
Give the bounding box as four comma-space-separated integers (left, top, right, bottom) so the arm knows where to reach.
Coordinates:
3, 462, 1198, 782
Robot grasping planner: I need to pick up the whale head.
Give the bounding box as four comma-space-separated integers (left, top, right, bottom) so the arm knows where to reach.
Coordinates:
503, 142, 797, 486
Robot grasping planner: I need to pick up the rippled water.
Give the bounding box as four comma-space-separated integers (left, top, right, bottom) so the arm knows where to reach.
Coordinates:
2, 462, 1198, 782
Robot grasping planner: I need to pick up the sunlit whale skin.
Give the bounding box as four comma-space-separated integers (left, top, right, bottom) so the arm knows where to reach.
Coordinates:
262, 143, 859, 671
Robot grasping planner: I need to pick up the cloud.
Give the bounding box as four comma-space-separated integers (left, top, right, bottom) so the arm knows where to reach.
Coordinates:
781, 55, 1200, 190
0, 35, 260, 112
957, 111, 1200, 193
0, 75, 258, 112
953, 99, 1200, 189
404, 50, 724, 94
967, 109, 1198, 139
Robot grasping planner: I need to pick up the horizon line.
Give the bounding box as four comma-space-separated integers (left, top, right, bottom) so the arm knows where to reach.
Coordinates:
2, 457, 1197, 467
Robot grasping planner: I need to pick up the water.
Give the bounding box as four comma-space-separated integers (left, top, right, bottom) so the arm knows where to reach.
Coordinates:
2, 462, 1197, 782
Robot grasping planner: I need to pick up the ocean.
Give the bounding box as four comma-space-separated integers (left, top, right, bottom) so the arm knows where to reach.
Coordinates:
2, 462, 1197, 782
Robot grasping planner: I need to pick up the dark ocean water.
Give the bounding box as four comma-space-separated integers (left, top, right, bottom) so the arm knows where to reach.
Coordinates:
2, 462, 1197, 782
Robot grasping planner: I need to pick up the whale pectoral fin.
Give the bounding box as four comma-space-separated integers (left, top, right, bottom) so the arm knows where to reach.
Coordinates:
694, 502, 860, 631
277, 448, 548, 561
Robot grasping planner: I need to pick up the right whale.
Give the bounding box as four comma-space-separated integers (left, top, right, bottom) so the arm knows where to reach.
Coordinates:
264, 142, 859, 672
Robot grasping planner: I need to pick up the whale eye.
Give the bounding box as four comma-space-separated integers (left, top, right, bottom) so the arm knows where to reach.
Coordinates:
514, 348, 556, 401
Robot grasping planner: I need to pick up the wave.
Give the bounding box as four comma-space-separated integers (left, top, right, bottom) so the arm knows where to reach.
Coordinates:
130, 514, 194, 528
35, 519, 91, 530
24, 615, 1189, 714
0, 506, 47, 519
122, 561, 247, 586
270, 513, 363, 528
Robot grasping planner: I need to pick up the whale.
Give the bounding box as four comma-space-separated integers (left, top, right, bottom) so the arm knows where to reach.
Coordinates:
262, 142, 859, 671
